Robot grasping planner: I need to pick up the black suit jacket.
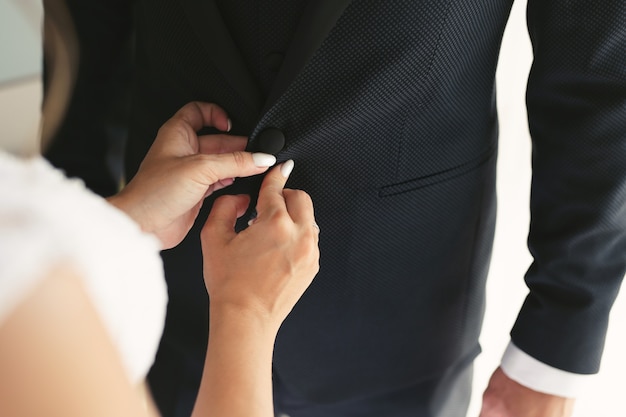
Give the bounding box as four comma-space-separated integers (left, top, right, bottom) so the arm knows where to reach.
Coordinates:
46, 0, 626, 411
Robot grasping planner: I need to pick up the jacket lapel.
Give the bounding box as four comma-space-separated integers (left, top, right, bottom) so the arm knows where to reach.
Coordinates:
262, 0, 354, 113
179, 0, 262, 113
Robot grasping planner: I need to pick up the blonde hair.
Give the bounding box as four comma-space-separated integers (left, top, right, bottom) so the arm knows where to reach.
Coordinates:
40, 0, 79, 152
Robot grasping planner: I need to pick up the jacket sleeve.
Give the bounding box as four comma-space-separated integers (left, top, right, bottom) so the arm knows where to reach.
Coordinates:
43, 0, 135, 197
510, 0, 626, 375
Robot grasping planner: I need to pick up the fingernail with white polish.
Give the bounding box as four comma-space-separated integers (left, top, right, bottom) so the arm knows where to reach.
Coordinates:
227, 118, 232, 132
252, 153, 277, 167
281, 160, 295, 178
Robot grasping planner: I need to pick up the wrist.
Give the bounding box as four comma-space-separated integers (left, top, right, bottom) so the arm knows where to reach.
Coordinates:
106, 191, 153, 235
209, 302, 282, 337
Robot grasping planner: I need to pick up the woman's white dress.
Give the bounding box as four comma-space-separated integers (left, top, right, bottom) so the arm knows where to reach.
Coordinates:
0, 150, 167, 384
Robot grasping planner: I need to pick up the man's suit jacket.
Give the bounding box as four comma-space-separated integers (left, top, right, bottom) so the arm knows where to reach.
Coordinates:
46, 0, 626, 413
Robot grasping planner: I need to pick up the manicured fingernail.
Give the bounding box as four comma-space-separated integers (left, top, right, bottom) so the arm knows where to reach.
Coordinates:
252, 153, 277, 167
227, 118, 232, 132
281, 159, 294, 178
247, 212, 258, 227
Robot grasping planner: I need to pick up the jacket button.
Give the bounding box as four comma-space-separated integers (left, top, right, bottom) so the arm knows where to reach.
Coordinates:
256, 127, 285, 154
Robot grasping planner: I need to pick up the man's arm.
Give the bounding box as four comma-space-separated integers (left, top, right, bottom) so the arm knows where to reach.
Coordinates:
515, 0, 625, 379
43, 0, 135, 196
482, 0, 626, 415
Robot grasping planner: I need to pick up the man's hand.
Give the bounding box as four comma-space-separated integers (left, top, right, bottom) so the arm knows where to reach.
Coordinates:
108, 102, 276, 249
479, 367, 575, 417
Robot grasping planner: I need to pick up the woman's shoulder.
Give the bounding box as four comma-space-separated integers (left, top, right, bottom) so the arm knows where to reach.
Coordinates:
0, 150, 167, 383
0, 151, 156, 258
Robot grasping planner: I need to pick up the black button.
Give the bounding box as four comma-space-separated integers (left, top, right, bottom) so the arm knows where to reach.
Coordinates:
256, 127, 285, 154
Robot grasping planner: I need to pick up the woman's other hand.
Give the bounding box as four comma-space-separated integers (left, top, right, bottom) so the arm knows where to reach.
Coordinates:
108, 102, 276, 249
201, 161, 320, 329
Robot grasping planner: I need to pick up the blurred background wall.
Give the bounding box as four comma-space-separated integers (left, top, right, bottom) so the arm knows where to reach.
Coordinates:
0, 0, 42, 155
0, 0, 623, 415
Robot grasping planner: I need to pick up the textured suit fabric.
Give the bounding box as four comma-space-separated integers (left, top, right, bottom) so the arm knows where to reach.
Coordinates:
45, 0, 626, 416
128, 0, 502, 408
512, 0, 626, 373
273, 362, 474, 417
44, 0, 134, 197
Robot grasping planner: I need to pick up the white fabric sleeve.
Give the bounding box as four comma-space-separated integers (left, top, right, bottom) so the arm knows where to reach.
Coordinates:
0, 209, 66, 326
0, 152, 167, 384
500, 341, 595, 398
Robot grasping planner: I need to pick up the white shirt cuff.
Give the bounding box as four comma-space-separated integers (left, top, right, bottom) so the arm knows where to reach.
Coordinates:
500, 341, 595, 398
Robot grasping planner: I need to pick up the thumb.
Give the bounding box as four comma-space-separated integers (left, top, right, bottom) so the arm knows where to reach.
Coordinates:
201, 195, 251, 247
195, 151, 277, 185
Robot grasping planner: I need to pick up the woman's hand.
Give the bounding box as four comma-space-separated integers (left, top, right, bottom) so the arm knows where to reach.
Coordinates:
108, 102, 276, 249
201, 161, 320, 329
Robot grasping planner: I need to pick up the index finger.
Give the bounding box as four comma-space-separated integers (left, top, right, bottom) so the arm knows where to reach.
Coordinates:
202, 194, 251, 247
255, 160, 294, 217
197, 134, 248, 155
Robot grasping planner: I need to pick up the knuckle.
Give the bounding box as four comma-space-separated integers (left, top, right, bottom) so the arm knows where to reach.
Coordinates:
200, 220, 214, 241
307, 242, 320, 264
231, 151, 248, 168
297, 189, 313, 203
297, 229, 318, 251
267, 212, 292, 238
195, 155, 220, 180
300, 226, 317, 242
156, 122, 171, 138
275, 219, 294, 239
288, 189, 314, 208
159, 119, 188, 139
